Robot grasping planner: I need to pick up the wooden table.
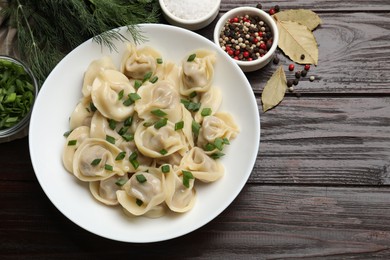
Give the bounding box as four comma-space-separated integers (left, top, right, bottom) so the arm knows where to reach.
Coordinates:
1, 1, 390, 258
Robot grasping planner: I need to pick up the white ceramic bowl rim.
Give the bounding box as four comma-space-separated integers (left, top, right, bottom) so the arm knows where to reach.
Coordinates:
159, 0, 221, 24
214, 6, 279, 66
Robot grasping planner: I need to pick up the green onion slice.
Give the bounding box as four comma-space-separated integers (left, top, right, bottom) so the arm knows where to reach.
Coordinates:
161, 165, 170, 173
175, 121, 184, 131
182, 170, 194, 188
106, 135, 116, 144
187, 53, 196, 62
115, 178, 127, 186
151, 109, 167, 117
91, 158, 102, 166
115, 152, 126, 161
201, 107, 212, 117
154, 118, 168, 129
192, 120, 201, 137
136, 173, 147, 183
67, 140, 77, 146
104, 164, 113, 171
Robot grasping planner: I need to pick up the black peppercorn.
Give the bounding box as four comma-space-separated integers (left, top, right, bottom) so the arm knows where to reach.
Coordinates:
256, 3, 262, 9
274, 5, 280, 12
293, 79, 299, 86
295, 71, 301, 79
273, 56, 279, 64
287, 79, 293, 87
300, 54, 305, 60
301, 69, 307, 77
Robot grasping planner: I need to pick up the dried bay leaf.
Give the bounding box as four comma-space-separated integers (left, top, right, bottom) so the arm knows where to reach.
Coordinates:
277, 20, 319, 65
273, 9, 322, 31
261, 66, 287, 112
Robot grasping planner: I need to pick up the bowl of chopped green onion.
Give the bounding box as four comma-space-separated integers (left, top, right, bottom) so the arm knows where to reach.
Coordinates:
0, 55, 38, 142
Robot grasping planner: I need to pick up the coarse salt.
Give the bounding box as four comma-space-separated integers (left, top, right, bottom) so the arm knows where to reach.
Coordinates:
163, 0, 219, 21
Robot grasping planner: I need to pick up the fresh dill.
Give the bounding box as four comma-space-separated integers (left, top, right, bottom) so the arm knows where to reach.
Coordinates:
0, 0, 161, 86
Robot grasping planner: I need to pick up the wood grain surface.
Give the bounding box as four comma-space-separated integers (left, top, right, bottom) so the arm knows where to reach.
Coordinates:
1, 0, 390, 259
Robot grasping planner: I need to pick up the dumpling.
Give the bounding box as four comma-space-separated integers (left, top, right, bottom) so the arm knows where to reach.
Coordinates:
180, 147, 224, 182
69, 96, 94, 130
91, 69, 136, 122
164, 167, 196, 213
194, 86, 222, 123
120, 43, 161, 80
134, 121, 188, 158
90, 111, 124, 146
197, 112, 239, 149
72, 138, 125, 182
82, 56, 117, 97
89, 174, 129, 206
180, 50, 216, 96
62, 126, 90, 173
116, 168, 166, 217
134, 80, 181, 122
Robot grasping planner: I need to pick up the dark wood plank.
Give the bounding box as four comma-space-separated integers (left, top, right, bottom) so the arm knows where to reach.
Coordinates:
201, 11, 390, 94
251, 96, 390, 185
1, 183, 390, 259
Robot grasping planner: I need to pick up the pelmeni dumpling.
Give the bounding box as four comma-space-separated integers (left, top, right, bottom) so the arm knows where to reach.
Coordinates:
89, 174, 129, 206
91, 69, 136, 122
197, 112, 239, 149
73, 138, 125, 182
89, 111, 124, 146
69, 96, 94, 130
135, 80, 181, 122
116, 168, 166, 217
82, 56, 117, 97
180, 147, 224, 182
62, 126, 90, 173
180, 50, 216, 96
164, 167, 196, 213
134, 121, 187, 158
194, 86, 222, 123
121, 43, 161, 80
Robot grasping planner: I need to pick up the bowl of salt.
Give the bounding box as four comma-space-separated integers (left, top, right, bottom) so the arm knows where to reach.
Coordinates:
159, 0, 221, 31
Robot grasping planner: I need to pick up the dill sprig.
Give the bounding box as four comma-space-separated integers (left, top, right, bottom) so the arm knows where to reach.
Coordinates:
0, 0, 161, 86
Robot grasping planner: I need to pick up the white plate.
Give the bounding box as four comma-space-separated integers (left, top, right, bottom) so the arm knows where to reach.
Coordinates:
29, 24, 260, 243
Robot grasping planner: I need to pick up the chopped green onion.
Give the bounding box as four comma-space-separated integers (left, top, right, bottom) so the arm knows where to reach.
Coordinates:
214, 137, 224, 151
157, 58, 163, 64
106, 135, 116, 144
129, 93, 141, 101
204, 143, 216, 151
159, 149, 168, 155
210, 152, 225, 160
181, 99, 201, 112
115, 178, 127, 186
115, 152, 126, 161
161, 165, 170, 173
201, 108, 212, 117
130, 159, 140, 170
187, 53, 196, 62
108, 119, 117, 130
63, 130, 73, 137
143, 121, 155, 127
154, 118, 168, 129
142, 71, 153, 82
129, 151, 138, 161
136, 173, 147, 183
149, 76, 158, 83
121, 133, 134, 142
182, 170, 194, 188
90, 102, 97, 112
91, 158, 102, 166
134, 80, 142, 90
223, 138, 230, 145
192, 120, 201, 137
123, 97, 134, 106
104, 164, 113, 171
151, 109, 167, 117
67, 140, 77, 146
189, 91, 197, 98
118, 89, 124, 100
118, 126, 129, 136
136, 198, 143, 206
124, 116, 133, 127
175, 121, 184, 131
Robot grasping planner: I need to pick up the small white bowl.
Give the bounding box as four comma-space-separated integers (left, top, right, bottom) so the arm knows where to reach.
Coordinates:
159, 0, 221, 31
213, 7, 279, 72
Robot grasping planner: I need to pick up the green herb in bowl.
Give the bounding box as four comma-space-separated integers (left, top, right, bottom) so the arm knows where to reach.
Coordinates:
0, 56, 37, 140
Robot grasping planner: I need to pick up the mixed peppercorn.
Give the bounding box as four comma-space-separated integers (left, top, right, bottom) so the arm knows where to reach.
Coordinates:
218, 14, 274, 61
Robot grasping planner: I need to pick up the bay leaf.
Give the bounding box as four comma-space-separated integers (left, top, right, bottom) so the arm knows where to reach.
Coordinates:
261, 66, 287, 112
277, 20, 319, 65
273, 9, 322, 31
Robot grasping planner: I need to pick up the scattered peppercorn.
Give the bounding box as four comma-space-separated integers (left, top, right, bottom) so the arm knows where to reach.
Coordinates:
288, 86, 294, 92
288, 64, 295, 71
274, 5, 280, 12
304, 64, 311, 71
295, 71, 301, 79
287, 79, 293, 87
300, 54, 305, 60
273, 55, 279, 64
293, 79, 299, 86
256, 3, 262, 9
301, 69, 307, 77
309, 75, 315, 82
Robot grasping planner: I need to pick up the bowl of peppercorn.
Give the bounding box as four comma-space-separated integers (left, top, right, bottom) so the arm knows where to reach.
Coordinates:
213, 6, 279, 72
0, 55, 38, 143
